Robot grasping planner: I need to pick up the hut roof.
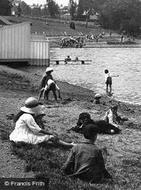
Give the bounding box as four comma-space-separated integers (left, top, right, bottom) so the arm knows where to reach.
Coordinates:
0, 16, 12, 25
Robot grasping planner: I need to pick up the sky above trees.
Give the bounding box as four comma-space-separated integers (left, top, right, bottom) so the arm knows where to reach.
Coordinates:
23, 0, 69, 6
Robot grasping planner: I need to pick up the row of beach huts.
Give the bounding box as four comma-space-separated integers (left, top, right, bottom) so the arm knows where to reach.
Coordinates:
0, 16, 50, 66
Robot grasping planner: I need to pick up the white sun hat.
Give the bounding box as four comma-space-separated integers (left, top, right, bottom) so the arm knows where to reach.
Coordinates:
20, 97, 45, 115
46, 67, 53, 73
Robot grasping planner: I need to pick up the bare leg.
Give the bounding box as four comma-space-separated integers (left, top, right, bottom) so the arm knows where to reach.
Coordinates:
48, 136, 75, 148
106, 83, 108, 93
57, 89, 62, 100
109, 84, 112, 94
44, 89, 50, 101
52, 89, 57, 101
38, 89, 44, 101
58, 140, 74, 148
50, 83, 57, 101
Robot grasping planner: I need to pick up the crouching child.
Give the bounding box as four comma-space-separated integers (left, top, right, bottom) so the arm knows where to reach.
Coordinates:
38, 67, 62, 102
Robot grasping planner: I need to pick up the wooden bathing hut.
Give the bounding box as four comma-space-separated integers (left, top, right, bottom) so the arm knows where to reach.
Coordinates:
0, 20, 50, 66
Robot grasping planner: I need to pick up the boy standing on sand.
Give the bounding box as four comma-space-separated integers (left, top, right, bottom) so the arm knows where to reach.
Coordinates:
104, 69, 119, 94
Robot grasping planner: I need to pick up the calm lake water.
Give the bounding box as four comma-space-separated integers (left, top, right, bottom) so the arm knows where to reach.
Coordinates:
50, 48, 141, 105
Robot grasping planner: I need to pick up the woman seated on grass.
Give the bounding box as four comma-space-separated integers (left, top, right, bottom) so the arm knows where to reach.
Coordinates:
9, 97, 73, 148
63, 124, 112, 183
69, 112, 121, 135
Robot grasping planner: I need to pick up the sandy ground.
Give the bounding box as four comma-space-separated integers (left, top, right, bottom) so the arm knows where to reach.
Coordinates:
0, 65, 141, 189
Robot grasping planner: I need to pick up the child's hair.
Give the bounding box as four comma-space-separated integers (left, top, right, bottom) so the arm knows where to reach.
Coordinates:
110, 105, 118, 111
13, 111, 25, 123
79, 112, 91, 120
77, 112, 91, 126
83, 123, 99, 139
104, 69, 109, 74
13, 111, 35, 123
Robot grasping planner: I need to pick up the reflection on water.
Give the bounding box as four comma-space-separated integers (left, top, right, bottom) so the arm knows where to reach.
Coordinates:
50, 48, 141, 105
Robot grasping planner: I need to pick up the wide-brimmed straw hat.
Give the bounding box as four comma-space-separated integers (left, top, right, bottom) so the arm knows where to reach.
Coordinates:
20, 97, 45, 115
46, 67, 53, 73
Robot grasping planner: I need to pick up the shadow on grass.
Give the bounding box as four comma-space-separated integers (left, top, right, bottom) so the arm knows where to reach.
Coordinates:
10, 141, 103, 190
0, 119, 140, 189
11, 141, 63, 172
0, 61, 30, 68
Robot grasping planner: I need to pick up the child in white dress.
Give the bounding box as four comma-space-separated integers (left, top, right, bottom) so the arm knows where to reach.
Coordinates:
9, 97, 73, 147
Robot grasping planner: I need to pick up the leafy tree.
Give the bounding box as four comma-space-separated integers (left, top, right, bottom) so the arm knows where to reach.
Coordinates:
69, 0, 77, 19
31, 4, 42, 17
76, 0, 97, 26
91, 0, 105, 11
20, 1, 31, 15
77, 0, 97, 17
41, 5, 49, 17
99, 0, 141, 35
16, 4, 22, 16
46, 0, 59, 18
0, 0, 12, 15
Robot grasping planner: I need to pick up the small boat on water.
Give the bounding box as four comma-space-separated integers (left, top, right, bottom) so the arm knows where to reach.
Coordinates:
50, 59, 92, 65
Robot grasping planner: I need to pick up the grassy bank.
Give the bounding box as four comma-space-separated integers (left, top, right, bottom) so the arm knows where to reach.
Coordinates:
0, 65, 141, 189
6, 16, 104, 36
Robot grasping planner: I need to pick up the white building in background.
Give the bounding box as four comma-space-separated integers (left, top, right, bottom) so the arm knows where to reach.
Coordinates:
0, 22, 50, 66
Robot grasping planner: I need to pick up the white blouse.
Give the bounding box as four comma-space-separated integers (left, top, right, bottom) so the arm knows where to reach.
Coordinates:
9, 113, 53, 144
105, 73, 110, 82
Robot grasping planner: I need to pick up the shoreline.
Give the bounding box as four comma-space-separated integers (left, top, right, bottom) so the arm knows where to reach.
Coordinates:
13, 64, 141, 106
0, 64, 141, 107
0, 65, 141, 119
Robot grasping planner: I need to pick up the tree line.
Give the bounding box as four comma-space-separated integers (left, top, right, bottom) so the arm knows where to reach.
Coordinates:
0, 0, 59, 18
70, 0, 141, 35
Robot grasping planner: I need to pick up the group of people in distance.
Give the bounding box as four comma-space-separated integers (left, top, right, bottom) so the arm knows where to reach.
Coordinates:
9, 66, 126, 184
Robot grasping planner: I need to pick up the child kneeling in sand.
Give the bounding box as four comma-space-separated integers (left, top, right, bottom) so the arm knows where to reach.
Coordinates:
39, 79, 62, 102
10, 97, 73, 148
38, 67, 62, 102
63, 124, 112, 183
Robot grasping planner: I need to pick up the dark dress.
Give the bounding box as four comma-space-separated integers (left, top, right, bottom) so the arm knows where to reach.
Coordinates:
70, 119, 121, 135
63, 142, 111, 183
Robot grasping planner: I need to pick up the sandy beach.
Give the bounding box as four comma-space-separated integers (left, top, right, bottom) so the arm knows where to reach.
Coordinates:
0, 65, 141, 189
